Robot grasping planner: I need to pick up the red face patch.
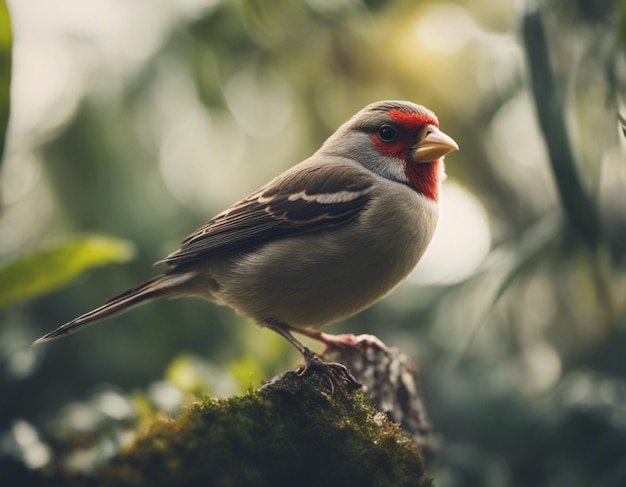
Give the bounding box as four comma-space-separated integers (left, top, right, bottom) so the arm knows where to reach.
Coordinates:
404, 160, 441, 201
388, 109, 439, 129
369, 108, 442, 201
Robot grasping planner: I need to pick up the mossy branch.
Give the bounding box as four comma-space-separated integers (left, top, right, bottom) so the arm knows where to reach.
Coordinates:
27, 338, 435, 487
101, 338, 434, 487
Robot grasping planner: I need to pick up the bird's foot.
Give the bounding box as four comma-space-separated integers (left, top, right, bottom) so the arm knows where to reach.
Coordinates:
298, 348, 361, 393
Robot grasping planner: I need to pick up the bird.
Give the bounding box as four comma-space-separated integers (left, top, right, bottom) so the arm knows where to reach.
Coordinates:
34, 100, 458, 390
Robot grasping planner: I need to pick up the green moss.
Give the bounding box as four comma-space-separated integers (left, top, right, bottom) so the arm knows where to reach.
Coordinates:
100, 371, 432, 487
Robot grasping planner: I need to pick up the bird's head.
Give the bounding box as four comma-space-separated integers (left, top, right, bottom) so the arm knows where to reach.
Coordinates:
322, 100, 458, 202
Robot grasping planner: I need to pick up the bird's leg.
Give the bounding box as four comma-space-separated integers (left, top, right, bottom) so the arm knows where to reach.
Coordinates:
264, 320, 361, 392
294, 328, 389, 355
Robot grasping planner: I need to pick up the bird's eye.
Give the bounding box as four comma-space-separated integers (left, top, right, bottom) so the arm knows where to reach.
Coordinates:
377, 125, 398, 143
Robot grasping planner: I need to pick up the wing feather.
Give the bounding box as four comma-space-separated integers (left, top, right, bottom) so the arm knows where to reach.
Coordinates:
156, 162, 374, 266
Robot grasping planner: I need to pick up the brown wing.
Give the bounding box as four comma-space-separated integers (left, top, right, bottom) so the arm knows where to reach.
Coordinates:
156, 162, 374, 267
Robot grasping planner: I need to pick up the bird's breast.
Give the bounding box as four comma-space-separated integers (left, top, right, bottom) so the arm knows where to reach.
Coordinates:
206, 184, 438, 329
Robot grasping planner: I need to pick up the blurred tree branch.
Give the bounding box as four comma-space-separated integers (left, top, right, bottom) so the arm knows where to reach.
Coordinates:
522, 2, 614, 312
522, 4, 602, 251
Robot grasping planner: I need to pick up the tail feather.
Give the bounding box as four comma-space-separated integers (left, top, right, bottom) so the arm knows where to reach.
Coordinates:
33, 273, 185, 345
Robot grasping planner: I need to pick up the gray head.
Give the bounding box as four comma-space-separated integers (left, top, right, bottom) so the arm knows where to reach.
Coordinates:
318, 100, 458, 200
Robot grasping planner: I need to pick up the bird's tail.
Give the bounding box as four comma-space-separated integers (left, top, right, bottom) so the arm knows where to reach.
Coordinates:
33, 272, 193, 345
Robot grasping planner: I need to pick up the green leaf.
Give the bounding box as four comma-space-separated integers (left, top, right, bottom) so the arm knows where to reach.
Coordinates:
0, 0, 12, 167
0, 235, 136, 308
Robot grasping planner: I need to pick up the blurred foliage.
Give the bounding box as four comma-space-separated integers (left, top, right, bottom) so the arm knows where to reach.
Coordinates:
0, 235, 135, 308
0, 0, 10, 166
1, 0, 625, 485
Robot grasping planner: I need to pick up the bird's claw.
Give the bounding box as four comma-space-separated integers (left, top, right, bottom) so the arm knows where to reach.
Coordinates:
298, 350, 361, 393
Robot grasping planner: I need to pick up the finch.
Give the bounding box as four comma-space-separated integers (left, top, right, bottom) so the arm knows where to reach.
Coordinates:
35, 100, 458, 389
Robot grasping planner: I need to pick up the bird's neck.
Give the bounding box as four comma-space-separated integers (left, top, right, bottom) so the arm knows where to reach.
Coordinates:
404, 159, 443, 202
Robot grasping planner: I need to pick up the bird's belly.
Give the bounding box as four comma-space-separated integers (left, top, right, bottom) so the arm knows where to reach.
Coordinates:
207, 198, 437, 329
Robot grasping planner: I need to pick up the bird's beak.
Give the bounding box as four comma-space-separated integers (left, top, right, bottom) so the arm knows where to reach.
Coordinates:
411, 125, 459, 163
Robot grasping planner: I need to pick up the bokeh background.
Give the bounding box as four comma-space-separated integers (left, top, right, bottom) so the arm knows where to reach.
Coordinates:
1, 0, 625, 485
